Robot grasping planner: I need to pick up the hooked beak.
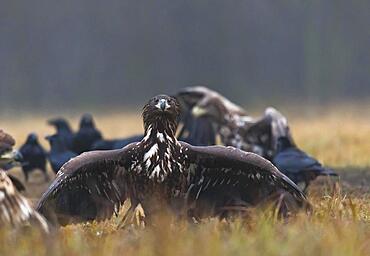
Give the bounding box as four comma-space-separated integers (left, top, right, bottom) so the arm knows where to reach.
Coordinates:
156, 99, 170, 111
192, 106, 207, 117
0, 150, 23, 167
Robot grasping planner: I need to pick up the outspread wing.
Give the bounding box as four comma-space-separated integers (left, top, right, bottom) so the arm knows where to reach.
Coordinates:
36, 144, 136, 226
181, 142, 309, 217
0, 170, 49, 232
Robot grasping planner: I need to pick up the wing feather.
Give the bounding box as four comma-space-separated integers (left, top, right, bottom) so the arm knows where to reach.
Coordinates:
181, 142, 309, 217
36, 144, 136, 226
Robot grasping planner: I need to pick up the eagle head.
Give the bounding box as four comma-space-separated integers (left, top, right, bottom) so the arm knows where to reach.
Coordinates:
142, 95, 181, 132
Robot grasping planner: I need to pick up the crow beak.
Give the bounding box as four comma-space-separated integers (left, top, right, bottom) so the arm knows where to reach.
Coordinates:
156, 99, 169, 111
192, 106, 207, 117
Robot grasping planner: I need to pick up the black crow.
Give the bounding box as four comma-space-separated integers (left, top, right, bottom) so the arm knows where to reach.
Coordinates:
47, 117, 74, 150
273, 137, 338, 192
0, 169, 49, 232
19, 133, 49, 182
72, 114, 103, 154
37, 95, 309, 226
46, 134, 77, 173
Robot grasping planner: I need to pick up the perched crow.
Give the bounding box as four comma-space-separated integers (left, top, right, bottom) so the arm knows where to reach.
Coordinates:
37, 95, 309, 226
91, 135, 143, 150
0, 169, 49, 232
48, 117, 74, 150
19, 133, 49, 182
46, 134, 77, 173
273, 137, 338, 192
72, 114, 103, 154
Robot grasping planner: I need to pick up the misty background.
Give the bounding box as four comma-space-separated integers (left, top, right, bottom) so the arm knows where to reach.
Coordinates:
0, 0, 369, 112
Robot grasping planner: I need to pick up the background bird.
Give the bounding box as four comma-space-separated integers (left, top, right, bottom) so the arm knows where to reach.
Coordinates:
72, 113, 103, 154
177, 114, 216, 146
0, 130, 26, 192
179, 86, 293, 160
37, 95, 309, 226
273, 137, 338, 192
19, 133, 49, 182
46, 134, 77, 173
241, 107, 294, 160
0, 169, 49, 232
91, 104, 216, 150
0, 129, 23, 169
48, 117, 74, 150
91, 134, 143, 150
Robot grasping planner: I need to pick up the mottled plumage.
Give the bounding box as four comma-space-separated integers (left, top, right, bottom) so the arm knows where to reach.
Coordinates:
37, 95, 309, 226
0, 129, 16, 155
242, 107, 294, 160
0, 130, 22, 170
0, 170, 49, 232
178, 86, 294, 160
0, 130, 26, 192
273, 137, 338, 191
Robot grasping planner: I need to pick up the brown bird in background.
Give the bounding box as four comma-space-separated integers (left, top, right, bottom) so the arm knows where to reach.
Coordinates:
0, 130, 26, 192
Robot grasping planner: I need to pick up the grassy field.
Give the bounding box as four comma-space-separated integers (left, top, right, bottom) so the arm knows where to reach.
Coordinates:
1, 103, 369, 256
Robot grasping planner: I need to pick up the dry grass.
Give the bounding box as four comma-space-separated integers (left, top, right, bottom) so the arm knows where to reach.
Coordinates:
1, 102, 370, 255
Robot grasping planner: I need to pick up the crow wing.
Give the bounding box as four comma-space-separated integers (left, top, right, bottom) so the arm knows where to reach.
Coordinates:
181, 142, 309, 217
273, 148, 337, 177
273, 148, 320, 173
36, 144, 136, 226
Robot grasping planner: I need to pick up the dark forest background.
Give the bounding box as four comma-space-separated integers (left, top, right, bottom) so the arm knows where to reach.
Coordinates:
0, 0, 369, 112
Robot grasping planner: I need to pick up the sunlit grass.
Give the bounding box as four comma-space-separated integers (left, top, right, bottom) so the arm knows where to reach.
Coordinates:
0, 189, 369, 256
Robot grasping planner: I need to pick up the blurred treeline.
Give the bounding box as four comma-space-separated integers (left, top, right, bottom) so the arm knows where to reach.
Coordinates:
0, 0, 369, 111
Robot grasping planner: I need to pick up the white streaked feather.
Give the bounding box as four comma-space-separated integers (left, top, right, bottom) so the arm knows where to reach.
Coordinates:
144, 144, 158, 162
